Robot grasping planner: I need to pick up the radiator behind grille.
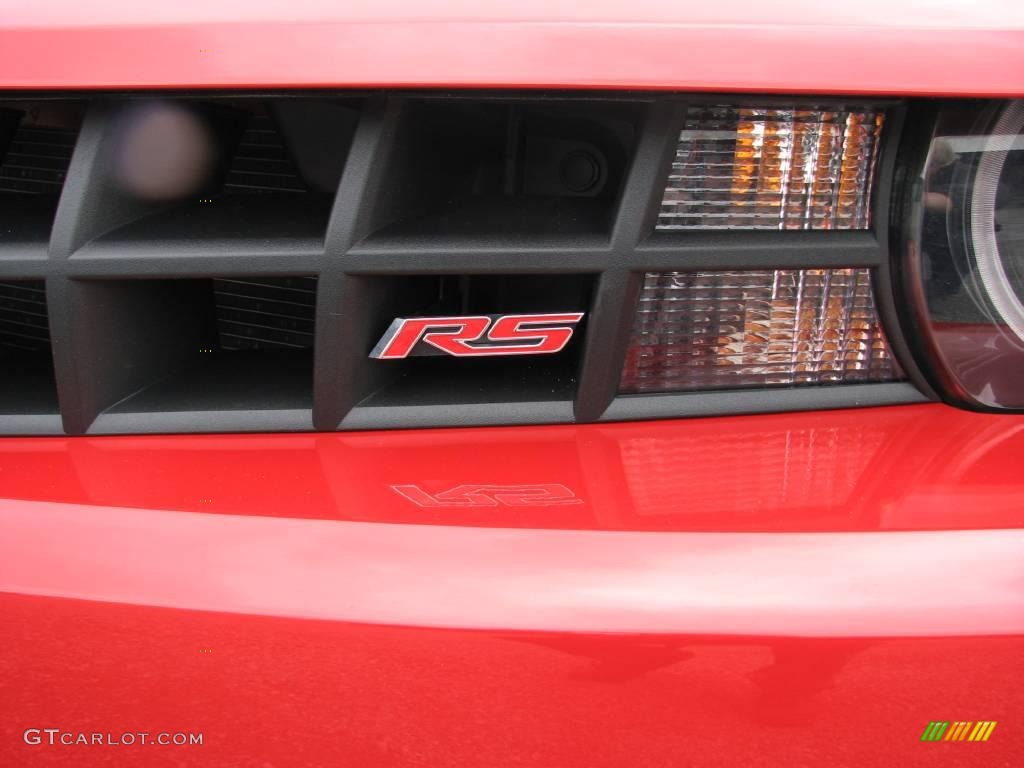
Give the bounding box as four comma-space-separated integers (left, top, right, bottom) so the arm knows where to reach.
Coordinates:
213, 277, 317, 350
0, 121, 77, 194
0, 281, 50, 351
222, 113, 307, 194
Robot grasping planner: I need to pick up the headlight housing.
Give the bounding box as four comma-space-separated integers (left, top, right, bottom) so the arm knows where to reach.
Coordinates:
903, 99, 1024, 410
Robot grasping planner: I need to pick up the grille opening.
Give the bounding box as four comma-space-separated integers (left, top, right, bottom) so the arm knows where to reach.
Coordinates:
354, 273, 594, 409
363, 99, 639, 243
0, 103, 82, 257
0, 93, 918, 434
80, 100, 360, 255
81, 276, 315, 426
0, 280, 58, 415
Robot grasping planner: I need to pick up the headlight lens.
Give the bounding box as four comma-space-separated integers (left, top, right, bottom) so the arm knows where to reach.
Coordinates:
906, 99, 1024, 409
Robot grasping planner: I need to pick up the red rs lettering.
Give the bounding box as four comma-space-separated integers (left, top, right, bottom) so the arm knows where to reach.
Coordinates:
485, 313, 584, 355
370, 316, 491, 359
370, 313, 584, 359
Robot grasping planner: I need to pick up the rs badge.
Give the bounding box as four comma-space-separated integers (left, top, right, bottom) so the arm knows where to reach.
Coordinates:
370, 313, 584, 359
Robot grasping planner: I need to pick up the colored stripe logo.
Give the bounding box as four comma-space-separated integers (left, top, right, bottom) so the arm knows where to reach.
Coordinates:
921, 721, 997, 742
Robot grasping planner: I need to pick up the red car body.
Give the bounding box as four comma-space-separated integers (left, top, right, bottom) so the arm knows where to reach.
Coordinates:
1, 2, 1023, 766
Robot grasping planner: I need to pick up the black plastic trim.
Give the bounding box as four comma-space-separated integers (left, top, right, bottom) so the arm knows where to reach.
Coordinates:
89, 409, 313, 435
871, 103, 939, 400
0, 91, 931, 435
603, 383, 928, 422
0, 414, 64, 435
342, 401, 574, 431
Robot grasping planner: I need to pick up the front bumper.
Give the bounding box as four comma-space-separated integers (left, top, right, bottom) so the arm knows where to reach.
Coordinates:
1, 403, 1022, 765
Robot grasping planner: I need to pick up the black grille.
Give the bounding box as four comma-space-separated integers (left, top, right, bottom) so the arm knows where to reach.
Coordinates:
0, 93, 929, 435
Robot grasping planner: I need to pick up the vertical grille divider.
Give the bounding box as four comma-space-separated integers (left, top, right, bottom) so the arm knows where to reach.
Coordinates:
49, 104, 145, 435
49, 104, 213, 434
573, 102, 682, 422
315, 97, 405, 430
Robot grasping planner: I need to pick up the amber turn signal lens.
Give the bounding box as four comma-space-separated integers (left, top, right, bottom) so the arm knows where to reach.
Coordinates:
658, 105, 884, 230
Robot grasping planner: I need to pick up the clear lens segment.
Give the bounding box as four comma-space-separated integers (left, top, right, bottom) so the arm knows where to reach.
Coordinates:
620, 268, 901, 393
657, 105, 885, 230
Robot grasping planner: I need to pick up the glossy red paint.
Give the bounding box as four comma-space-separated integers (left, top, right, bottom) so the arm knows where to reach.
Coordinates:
1, 1, 1023, 96
1, 404, 1023, 765
4, 494, 1024, 635
1, 403, 1021, 532
2, 596, 1022, 768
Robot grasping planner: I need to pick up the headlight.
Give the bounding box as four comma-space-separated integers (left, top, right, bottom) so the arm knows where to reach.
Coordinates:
903, 99, 1024, 409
